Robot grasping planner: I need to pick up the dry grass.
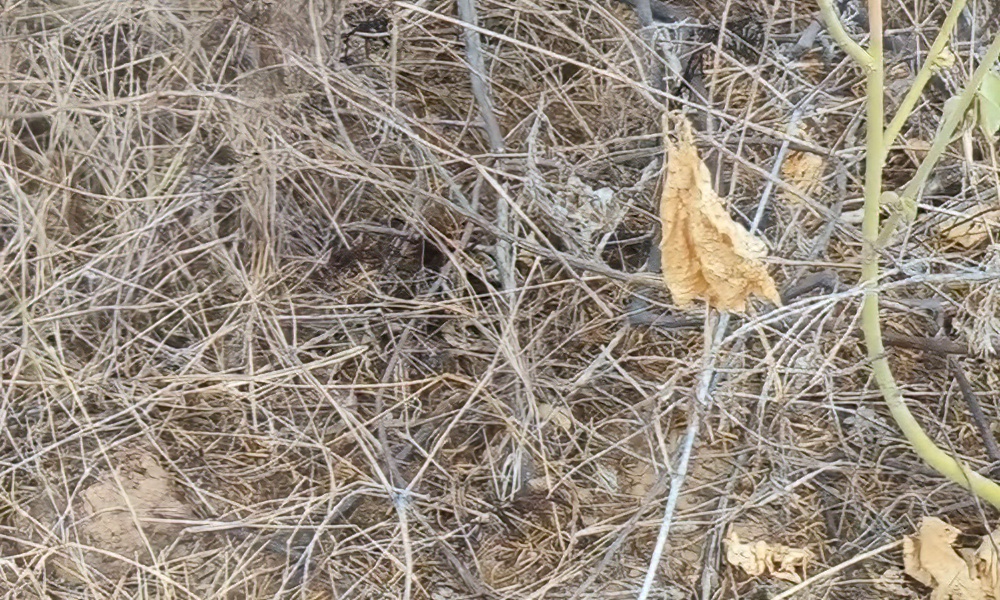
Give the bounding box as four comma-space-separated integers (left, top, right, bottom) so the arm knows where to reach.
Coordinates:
2, 0, 1000, 598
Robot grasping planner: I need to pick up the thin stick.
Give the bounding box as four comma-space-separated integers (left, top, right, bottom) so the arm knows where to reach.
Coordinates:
396, 496, 414, 600
698, 453, 749, 598
789, 20, 822, 59
950, 357, 1000, 464
567, 453, 671, 600
456, 0, 516, 297
456, 0, 504, 155
769, 540, 903, 600
637, 311, 729, 600
751, 110, 804, 233
632, 0, 653, 27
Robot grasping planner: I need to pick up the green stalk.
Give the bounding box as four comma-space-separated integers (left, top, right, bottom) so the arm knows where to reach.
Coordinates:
818, 0, 874, 68
879, 26, 1000, 246
861, 0, 884, 264
882, 0, 967, 150
820, 0, 1000, 508
898, 31, 1000, 207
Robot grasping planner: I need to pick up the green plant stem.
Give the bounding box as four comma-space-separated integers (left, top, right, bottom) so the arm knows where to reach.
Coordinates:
817, 0, 874, 68
882, 0, 967, 149
829, 0, 1000, 508
868, 26, 1000, 506
877, 29, 1000, 244
899, 30, 1000, 206
861, 0, 884, 262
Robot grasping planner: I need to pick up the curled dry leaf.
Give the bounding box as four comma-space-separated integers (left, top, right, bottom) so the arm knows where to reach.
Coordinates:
931, 45, 957, 72
903, 138, 932, 166
724, 530, 813, 584
781, 150, 825, 204
938, 205, 1000, 249
659, 113, 781, 312
904, 517, 982, 600
976, 529, 1000, 599
903, 516, 1000, 600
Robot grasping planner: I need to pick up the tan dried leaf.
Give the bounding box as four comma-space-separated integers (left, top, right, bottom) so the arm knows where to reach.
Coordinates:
974, 528, 1000, 599
875, 567, 920, 598
781, 151, 825, 204
903, 138, 932, 165
724, 530, 813, 584
659, 113, 781, 311
903, 517, 989, 600
938, 205, 1000, 249
932, 45, 957, 72
628, 461, 656, 498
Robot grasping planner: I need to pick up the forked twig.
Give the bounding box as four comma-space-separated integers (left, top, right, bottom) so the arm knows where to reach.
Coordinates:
456, 0, 515, 296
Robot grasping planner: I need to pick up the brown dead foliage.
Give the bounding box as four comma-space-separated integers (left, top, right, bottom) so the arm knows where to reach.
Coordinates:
659, 113, 781, 311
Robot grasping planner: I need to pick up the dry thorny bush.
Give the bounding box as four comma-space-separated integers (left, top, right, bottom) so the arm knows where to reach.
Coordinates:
1, 0, 1000, 598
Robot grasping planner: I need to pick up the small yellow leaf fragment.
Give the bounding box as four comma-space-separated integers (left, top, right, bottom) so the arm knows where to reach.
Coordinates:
903, 138, 932, 164
932, 45, 957, 72
903, 517, 989, 600
724, 530, 812, 584
938, 205, 1000, 249
659, 113, 781, 312
781, 151, 825, 204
